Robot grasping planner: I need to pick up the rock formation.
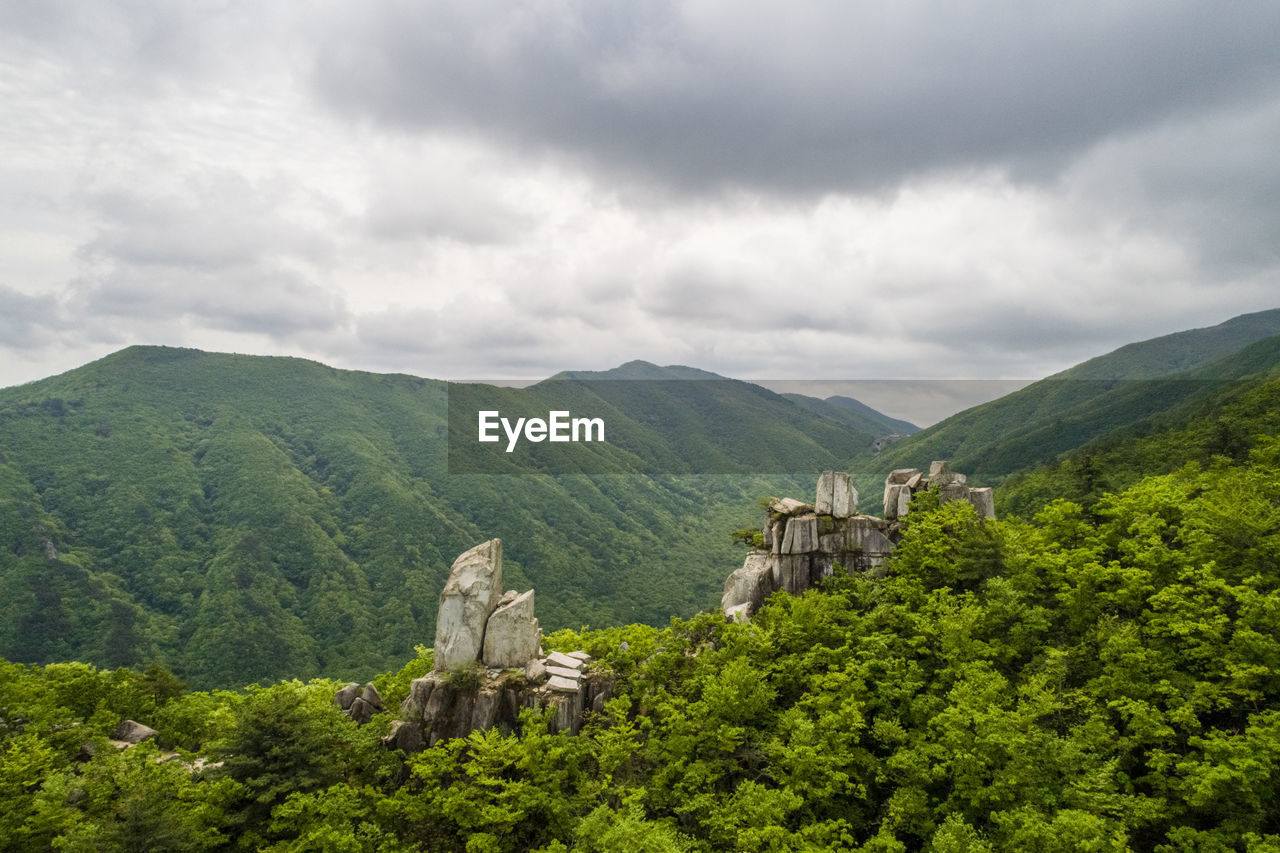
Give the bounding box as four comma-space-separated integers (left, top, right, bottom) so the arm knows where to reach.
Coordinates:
357, 462, 994, 747
883, 460, 995, 521
389, 649, 612, 750
338, 537, 608, 751
723, 463, 994, 620
815, 470, 857, 517
434, 539, 505, 671
722, 471, 895, 620
335, 682, 387, 724
110, 719, 157, 745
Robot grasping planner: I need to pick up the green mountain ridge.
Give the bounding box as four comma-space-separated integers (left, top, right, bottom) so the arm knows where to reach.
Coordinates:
849, 310, 1280, 499
780, 392, 921, 438
0, 346, 893, 688
8, 319, 1280, 849
6, 310, 1279, 689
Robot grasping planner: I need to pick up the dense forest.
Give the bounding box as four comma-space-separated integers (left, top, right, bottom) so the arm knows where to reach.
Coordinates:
4, 427, 1280, 849
6, 316, 1280, 849
0, 347, 894, 688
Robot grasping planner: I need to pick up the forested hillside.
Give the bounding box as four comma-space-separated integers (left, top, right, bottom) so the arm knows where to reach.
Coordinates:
4, 429, 1280, 850
0, 347, 879, 688
848, 314, 1280, 499
780, 393, 920, 437
998, 356, 1280, 517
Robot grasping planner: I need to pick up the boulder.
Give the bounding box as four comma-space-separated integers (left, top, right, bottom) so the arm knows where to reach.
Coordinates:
334, 682, 362, 711
343, 683, 386, 725
968, 487, 996, 520
781, 513, 819, 553
939, 482, 969, 505
547, 675, 580, 693
721, 552, 776, 617
815, 471, 836, 515
525, 659, 548, 682
481, 589, 541, 668
111, 720, 157, 744
434, 539, 504, 671
883, 483, 909, 520
886, 468, 922, 485
817, 470, 858, 518
362, 683, 385, 710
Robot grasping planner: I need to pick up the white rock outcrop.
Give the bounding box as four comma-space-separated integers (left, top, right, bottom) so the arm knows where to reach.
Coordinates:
722, 471, 896, 619
882, 461, 995, 521
434, 539, 504, 671
720, 553, 774, 617
816, 470, 858, 518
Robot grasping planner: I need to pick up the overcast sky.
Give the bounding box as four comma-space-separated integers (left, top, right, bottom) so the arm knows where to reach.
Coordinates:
4, 1, 1280, 409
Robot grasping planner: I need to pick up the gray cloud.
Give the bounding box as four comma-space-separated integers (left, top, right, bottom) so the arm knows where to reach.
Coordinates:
313, 1, 1280, 194
361, 155, 535, 245
2, 0, 1280, 406
60, 171, 348, 340
0, 285, 66, 349
68, 268, 348, 337
81, 176, 332, 272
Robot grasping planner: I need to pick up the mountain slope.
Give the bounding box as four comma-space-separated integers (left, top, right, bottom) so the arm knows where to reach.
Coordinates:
780, 393, 920, 437
1059, 307, 1280, 379
849, 311, 1280, 498
0, 347, 875, 687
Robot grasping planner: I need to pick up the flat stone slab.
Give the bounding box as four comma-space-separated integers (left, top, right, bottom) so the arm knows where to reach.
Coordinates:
546, 675, 581, 693
770, 497, 812, 515
547, 665, 582, 680
566, 650, 591, 662
546, 651, 583, 670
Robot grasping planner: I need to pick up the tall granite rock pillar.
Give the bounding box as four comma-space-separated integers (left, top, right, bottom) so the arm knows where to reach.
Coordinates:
434, 538, 504, 671
816, 470, 858, 518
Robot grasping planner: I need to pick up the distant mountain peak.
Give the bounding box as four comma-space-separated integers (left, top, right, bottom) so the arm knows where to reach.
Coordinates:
547, 361, 729, 382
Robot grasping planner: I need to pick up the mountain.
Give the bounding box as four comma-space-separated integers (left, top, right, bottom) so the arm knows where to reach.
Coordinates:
848, 310, 1280, 499
780, 393, 920, 437
0, 348, 883, 687
1060, 307, 1280, 379
997, 349, 1280, 516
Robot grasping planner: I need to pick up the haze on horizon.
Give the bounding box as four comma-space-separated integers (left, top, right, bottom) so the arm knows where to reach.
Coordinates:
3, 2, 1279, 399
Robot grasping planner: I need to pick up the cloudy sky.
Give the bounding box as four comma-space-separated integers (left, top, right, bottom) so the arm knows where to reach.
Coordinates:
3, 1, 1280, 404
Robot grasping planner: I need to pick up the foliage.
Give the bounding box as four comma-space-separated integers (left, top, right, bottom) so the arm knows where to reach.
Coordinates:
7, 334, 1280, 848
6, 444, 1280, 847
0, 346, 854, 687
